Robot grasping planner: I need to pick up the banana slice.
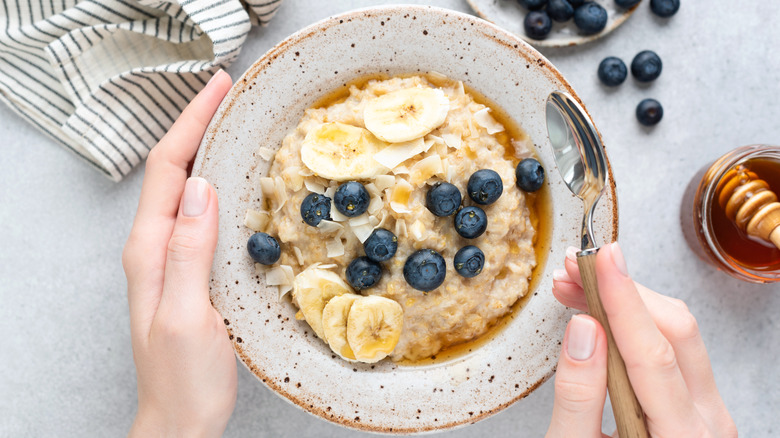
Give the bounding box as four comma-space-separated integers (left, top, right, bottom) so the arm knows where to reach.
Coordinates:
300, 122, 389, 181
346, 296, 404, 363
322, 294, 361, 361
364, 87, 450, 143
292, 264, 353, 339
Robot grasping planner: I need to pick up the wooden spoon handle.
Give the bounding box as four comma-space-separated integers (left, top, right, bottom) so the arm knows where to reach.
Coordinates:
578, 250, 649, 438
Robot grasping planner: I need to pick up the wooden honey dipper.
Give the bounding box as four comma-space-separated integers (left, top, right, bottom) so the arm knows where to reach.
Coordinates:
716, 164, 780, 250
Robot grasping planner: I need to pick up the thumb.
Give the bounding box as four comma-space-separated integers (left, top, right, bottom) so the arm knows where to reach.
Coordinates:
546, 315, 609, 438
159, 177, 219, 318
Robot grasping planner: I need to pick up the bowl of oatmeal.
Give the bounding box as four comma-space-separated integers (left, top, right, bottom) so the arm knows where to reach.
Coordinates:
193, 5, 618, 433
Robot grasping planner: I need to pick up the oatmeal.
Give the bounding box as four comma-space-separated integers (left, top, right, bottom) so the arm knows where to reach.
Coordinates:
247, 74, 540, 362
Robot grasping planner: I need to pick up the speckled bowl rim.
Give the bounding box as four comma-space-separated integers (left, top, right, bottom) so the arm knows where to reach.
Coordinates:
466, 0, 641, 48
193, 5, 619, 434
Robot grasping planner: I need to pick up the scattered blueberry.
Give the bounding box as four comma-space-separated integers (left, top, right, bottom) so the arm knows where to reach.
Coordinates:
631, 50, 663, 82
346, 256, 382, 290
426, 182, 462, 217
524, 10, 553, 40
454, 246, 485, 278
300, 193, 331, 226
454, 206, 488, 239
363, 228, 398, 262
598, 56, 628, 86
467, 169, 504, 205
568, 0, 585, 6
247, 232, 281, 265
650, 0, 679, 17
516, 158, 545, 192
518, 0, 548, 10
573, 2, 608, 35
547, 0, 574, 22
636, 98, 664, 126
614, 0, 641, 8
334, 181, 369, 217
403, 249, 447, 292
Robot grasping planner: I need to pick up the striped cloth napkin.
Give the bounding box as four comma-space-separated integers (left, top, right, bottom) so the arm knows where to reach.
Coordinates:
0, 0, 282, 182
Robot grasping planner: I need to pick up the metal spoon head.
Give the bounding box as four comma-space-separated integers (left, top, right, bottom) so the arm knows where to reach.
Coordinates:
546, 91, 608, 250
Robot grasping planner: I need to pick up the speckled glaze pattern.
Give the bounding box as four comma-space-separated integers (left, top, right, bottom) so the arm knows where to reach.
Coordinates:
467, 0, 641, 48
192, 5, 618, 434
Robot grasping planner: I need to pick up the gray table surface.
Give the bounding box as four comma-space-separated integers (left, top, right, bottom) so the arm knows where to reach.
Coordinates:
2, 1, 779, 436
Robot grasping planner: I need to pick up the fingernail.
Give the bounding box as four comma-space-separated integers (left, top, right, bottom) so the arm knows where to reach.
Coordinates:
565, 246, 579, 261
567, 315, 597, 361
207, 69, 224, 85
553, 269, 568, 282
610, 242, 629, 277
182, 177, 209, 217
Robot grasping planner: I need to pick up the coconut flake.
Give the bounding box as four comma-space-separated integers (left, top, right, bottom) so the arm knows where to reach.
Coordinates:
282, 166, 304, 192
364, 183, 381, 197
474, 107, 505, 134
266, 265, 294, 300
442, 132, 462, 150
326, 235, 345, 258
457, 81, 465, 95
319, 264, 338, 270
392, 165, 410, 175
259, 177, 275, 197
304, 179, 326, 194
330, 199, 349, 222
368, 215, 380, 228
244, 209, 270, 232
351, 222, 375, 243
395, 219, 408, 238
273, 176, 288, 212
373, 175, 395, 191
446, 164, 457, 183
410, 155, 444, 186
390, 178, 413, 213
324, 186, 336, 199
349, 215, 370, 227
292, 246, 305, 266
317, 220, 344, 234
427, 134, 444, 145
373, 137, 426, 169
258, 146, 275, 161
410, 220, 425, 241
368, 195, 383, 214
427, 70, 448, 81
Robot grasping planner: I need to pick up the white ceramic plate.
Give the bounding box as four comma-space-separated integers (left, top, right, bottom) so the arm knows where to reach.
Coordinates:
193, 5, 618, 434
467, 0, 641, 48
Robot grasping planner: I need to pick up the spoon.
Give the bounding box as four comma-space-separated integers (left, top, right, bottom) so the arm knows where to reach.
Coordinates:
546, 91, 649, 438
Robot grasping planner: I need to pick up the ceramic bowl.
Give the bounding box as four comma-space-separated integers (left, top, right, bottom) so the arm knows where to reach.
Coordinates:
467, 0, 641, 48
193, 5, 618, 434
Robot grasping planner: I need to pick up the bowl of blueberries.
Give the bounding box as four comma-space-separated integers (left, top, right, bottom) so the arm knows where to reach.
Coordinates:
468, 0, 680, 47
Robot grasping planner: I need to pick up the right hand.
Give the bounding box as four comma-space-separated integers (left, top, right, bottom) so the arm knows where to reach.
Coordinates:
545, 242, 737, 437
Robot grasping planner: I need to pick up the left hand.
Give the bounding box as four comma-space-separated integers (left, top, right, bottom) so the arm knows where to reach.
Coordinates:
122, 70, 237, 438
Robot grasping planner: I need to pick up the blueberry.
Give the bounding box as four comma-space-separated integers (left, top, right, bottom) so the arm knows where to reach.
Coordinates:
467, 169, 503, 205
363, 228, 398, 262
334, 181, 369, 217
516, 158, 545, 192
426, 182, 462, 217
547, 0, 575, 22
247, 232, 281, 265
568, 0, 585, 6
631, 50, 662, 82
403, 249, 447, 292
300, 193, 332, 226
650, 0, 679, 17
346, 256, 382, 290
636, 98, 664, 126
454, 246, 485, 278
614, 0, 640, 8
598, 56, 628, 87
573, 2, 608, 35
454, 206, 488, 239
518, 0, 548, 10
524, 10, 553, 40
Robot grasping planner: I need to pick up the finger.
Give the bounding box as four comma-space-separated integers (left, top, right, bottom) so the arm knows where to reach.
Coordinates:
124, 71, 231, 333
547, 315, 608, 438
124, 70, 232, 283
552, 269, 588, 311
596, 242, 707, 435
564, 246, 583, 286
157, 177, 219, 321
